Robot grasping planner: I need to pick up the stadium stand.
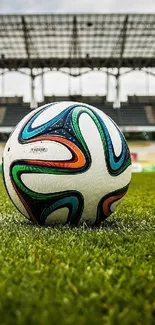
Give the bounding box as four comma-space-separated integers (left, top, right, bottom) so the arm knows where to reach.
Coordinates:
118, 104, 149, 126
44, 96, 107, 105
1, 104, 30, 127
0, 96, 155, 130
128, 96, 155, 104
0, 97, 31, 129
0, 97, 24, 104
145, 106, 155, 124
0, 107, 6, 125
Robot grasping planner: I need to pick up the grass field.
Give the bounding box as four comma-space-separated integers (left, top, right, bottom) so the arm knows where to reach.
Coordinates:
0, 173, 155, 325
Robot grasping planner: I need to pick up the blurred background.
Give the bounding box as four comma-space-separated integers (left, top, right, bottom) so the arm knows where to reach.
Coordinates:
0, 0, 155, 173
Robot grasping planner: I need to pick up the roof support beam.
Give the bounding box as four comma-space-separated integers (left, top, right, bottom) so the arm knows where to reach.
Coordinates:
1, 57, 155, 69
119, 15, 129, 68
113, 70, 120, 109
30, 69, 37, 109
113, 16, 128, 108
72, 15, 78, 57
69, 15, 81, 72
21, 16, 31, 67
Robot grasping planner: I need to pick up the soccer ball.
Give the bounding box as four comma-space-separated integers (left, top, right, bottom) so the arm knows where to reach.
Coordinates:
2, 102, 131, 226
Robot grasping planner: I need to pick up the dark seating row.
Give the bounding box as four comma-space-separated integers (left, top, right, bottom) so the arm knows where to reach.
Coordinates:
0, 102, 155, 128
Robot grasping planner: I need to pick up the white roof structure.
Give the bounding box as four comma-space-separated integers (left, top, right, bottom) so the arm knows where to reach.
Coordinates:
0, 14, 155, 69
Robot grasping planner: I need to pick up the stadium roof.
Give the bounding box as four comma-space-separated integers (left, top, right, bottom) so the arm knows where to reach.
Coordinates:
0, 13, 155, 69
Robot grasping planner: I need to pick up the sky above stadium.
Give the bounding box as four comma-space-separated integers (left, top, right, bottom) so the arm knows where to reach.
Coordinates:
0, 0, 155, 103
1, 0, 155, 14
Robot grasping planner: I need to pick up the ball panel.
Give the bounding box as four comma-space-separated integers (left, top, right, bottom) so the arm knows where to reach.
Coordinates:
20, 102, 79, 142
86, 106, 123, 157
71, 104, 131, 176
2, 148, 30, 219
31, 102, 72, 128
95, 184, 129, 225
2, 173, 30, 220
45, 207, 69, 225
110, 197, 125, 212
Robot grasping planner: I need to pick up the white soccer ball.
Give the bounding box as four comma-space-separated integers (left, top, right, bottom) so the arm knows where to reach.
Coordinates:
2, 102, 132, 226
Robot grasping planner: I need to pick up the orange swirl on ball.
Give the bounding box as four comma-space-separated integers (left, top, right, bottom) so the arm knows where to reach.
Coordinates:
24, 135, 86, 169
103, 190, 127, 217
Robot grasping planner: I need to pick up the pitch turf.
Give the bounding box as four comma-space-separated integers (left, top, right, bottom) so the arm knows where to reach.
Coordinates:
0, 173, 155, 325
